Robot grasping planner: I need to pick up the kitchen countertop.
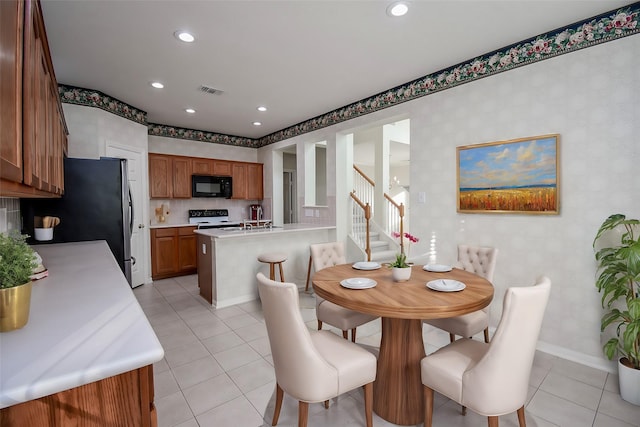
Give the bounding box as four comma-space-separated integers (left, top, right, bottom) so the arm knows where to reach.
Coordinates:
194, 223, 335, 239
0, 241, 164, 409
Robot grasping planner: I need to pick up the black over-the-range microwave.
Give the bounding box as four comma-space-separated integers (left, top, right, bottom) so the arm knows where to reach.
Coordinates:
192, 175, 232, 198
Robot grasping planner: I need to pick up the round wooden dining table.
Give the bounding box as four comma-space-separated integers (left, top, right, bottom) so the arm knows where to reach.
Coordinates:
312, 263, 494, 426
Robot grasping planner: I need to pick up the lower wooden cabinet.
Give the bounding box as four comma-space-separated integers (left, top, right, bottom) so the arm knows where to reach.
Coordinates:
0, 365, 156, 427
151, 226, 197, 279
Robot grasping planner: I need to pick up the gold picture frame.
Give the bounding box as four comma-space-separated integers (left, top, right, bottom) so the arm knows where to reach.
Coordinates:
457, 134, 559, 214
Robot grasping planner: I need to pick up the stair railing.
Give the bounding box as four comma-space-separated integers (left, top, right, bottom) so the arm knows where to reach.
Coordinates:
350, 191, 371, 261
384, 194, 405, 254
353, 165, 375, 212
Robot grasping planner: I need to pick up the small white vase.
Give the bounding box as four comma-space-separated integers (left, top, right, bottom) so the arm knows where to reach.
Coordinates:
391, 267, 412, 282
619, 358, 640, 406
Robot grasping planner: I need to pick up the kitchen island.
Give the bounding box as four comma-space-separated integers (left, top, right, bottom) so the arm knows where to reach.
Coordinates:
195, 224, 336, 308
0, 241, 164, 426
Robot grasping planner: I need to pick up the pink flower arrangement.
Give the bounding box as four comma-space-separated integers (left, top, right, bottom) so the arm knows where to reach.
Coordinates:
392, 231, 419, 257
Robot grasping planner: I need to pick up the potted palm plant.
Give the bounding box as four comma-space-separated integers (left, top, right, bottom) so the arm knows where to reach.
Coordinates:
0, 232, 38, 332
593, 214, 640, 405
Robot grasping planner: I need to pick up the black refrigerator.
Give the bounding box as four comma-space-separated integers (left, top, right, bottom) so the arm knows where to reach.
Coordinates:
21, 157, 133, 286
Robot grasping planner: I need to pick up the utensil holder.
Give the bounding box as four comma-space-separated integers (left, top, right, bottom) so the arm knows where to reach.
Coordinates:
34, 228, 53, 241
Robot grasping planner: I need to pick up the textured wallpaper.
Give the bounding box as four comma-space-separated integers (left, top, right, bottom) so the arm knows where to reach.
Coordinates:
409, 34, 639, 369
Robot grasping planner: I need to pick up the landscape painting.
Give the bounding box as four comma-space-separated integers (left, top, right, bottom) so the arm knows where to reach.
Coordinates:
457, 134, 559, 214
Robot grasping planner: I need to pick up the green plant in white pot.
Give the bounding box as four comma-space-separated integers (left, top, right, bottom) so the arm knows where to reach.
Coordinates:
0, 232, 37, 332
593, 214, 640, 405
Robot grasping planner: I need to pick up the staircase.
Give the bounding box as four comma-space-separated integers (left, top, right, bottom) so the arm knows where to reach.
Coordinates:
352, 211, 397, 262
367, 231, 397, 262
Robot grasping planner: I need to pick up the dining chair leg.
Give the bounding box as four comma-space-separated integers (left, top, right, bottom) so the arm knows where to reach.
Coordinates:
304, 256, 312, 292
272, 383, 284, 426
423, 385, 434, 427
484, 327, 490, 343
351, 328, 357, 343
342, 330, 348, 340
278, 262, 285, 282
324, 400, 329, 409
298, 401, 309, 427
364, 382, 373, 427
488, 415, 499, 427
517, 406, 526, 427
462, 405, 467, 415
449, 333, 456, 342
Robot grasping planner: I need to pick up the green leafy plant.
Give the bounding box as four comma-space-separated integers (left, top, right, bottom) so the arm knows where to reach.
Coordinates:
593, 214, 640, 370
389, 252, 410, 268
0, 232, 37, 289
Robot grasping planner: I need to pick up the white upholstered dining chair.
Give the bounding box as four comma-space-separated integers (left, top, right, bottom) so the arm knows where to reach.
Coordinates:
421, 276, 551, 427
256, 273, 376, 427
306, 242, 378, 342
424, 244, 498, 343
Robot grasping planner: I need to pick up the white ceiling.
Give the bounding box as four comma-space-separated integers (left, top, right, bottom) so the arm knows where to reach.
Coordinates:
41, 0, 631, 140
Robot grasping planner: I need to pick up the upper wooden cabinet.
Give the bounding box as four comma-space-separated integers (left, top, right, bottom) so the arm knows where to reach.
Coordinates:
148, 154, 191, 199
0, 0, 67, 198
246, 163, 263, 200
149, 153, 262, 200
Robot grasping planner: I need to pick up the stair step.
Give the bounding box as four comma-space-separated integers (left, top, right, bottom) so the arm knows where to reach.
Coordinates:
370, 240, 389, 250
369, 250, 397, 263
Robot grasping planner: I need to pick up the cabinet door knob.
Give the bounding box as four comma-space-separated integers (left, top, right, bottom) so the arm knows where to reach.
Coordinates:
138, 224, 145, 229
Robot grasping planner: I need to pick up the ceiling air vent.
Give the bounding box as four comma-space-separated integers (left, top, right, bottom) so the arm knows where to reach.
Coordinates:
198, 85, 223, 95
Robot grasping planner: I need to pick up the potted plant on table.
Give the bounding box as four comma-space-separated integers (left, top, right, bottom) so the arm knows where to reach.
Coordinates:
593, 214, 640, 405
0, 232, 38, 332
389, 232, 419, 282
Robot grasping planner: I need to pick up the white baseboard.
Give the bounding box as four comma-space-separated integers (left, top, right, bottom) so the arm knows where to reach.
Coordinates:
536, 340, 617, 374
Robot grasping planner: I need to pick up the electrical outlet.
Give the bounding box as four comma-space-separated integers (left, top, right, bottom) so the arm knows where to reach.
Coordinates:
315, 210, 320, 217
418, 192, 426, 204
305, 209, 313, 217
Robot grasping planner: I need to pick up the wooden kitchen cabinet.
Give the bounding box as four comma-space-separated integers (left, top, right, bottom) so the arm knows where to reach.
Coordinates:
232, 161, 263, 200
150, 226, 197, 279
1, 365, 156, 427
148, 154, 191, 199
247, 162, 263, 200
1, 0, 67, 198
212, 160, 231, 176
231, 162, 248, 199
148, 153, 262, 200
192, 158, 213, 175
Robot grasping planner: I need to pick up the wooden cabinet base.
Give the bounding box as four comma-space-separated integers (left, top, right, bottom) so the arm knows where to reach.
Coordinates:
0, 365, 156, 427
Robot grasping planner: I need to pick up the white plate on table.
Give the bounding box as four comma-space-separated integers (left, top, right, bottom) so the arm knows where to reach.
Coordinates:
423, 264, 453, 273
352, 261, 381, 270
426, 279, 466, 292
340, 278, 377, 289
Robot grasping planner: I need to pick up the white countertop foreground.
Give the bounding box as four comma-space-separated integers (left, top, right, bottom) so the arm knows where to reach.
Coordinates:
0, 241, 164, 409
195, 223, 335, 238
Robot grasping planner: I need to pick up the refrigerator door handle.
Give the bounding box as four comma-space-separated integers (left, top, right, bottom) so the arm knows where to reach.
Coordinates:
132, 256, 136, 266
128, 188, 134, 236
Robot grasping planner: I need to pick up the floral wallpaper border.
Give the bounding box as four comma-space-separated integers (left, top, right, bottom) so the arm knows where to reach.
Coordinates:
58, 84, 147, 125
147, 123, 258, 148
58, 4, 639, 149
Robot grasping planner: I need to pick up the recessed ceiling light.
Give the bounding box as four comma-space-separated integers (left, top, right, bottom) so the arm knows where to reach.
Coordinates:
185, 108, 196, 114
257, 106, 267, 112
252, 121, 262, 126
387, 1, 409, 17
174, 31, 195, 43
150, 81, 164, 89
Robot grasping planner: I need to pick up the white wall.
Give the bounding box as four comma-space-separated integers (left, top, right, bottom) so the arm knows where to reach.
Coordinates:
260, 34, 640, 371
63, 104, 148, 158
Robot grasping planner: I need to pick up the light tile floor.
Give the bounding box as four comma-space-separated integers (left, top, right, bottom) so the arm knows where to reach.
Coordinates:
133, 275, 640, 427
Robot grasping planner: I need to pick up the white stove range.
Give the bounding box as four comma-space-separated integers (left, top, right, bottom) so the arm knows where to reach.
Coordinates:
188, 209, 242, 229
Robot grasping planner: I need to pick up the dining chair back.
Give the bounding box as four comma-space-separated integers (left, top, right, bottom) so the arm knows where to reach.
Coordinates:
257, 272, 376, 427
308, 242, 378, 342
424, 244, 498, 342
421, 276, 551, 427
